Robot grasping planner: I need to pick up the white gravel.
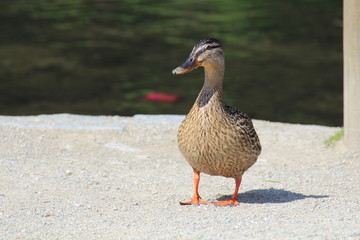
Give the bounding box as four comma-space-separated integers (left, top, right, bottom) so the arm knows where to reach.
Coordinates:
0, 114, 359, 239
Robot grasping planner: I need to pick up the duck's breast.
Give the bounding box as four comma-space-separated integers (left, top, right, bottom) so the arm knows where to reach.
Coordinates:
178, 105, 257, 178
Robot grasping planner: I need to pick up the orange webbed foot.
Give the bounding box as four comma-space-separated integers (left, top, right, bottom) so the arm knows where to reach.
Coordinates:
180, 171, 210, 205
212, 199, 239, 206
180, 197, 210, 205
212, 178, 242, 206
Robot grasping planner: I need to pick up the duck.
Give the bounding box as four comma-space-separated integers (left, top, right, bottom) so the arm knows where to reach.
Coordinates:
172, 38, 261, 206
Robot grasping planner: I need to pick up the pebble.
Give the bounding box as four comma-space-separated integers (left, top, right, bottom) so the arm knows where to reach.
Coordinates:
0, 114, 358, 239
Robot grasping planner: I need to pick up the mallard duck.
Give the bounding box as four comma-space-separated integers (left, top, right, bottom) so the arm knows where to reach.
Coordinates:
172, 38, 261, 206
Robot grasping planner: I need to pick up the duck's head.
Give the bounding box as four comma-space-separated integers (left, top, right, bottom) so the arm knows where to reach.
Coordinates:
172, 38, 224, 75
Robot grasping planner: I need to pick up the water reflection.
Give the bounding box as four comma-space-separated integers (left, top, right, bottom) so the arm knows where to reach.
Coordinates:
0, 0, 342, 126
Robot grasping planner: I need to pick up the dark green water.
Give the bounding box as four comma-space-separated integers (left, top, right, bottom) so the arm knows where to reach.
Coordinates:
0, 0, 342, 126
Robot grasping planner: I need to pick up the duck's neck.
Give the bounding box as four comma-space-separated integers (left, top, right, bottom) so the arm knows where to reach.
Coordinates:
197, 64, 224, 108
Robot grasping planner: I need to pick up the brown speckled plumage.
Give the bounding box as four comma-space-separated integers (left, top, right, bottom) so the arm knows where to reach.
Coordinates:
172, 38, 261, 206
178, 89, 261, 179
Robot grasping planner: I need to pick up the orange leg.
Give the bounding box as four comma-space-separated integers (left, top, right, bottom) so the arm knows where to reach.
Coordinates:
180, 171, 210, 205
213, 177, 242, 206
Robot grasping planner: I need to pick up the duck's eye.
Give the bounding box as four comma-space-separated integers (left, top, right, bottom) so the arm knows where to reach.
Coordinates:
205, 45, 212, 50
189, 57, 194, 62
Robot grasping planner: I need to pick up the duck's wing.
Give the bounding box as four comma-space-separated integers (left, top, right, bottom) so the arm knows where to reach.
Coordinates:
224, 104, 262, 155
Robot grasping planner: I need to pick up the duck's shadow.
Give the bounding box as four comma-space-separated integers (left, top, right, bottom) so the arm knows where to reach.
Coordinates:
217, 188, 329, 204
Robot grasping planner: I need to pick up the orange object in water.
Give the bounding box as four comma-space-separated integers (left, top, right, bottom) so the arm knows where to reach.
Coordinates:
145, 92, 179, 103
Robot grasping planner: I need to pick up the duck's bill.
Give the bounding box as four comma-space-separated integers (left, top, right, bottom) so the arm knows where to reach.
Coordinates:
172, 56, 201, 75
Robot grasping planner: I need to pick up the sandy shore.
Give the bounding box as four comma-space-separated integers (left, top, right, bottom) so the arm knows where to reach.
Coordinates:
0, 114, 359, 239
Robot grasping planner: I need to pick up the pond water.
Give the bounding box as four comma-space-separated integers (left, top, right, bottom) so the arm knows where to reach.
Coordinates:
0, 0, 342, 126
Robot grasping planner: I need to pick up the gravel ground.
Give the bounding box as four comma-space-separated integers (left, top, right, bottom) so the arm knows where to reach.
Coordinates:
0, 114, 359, 239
